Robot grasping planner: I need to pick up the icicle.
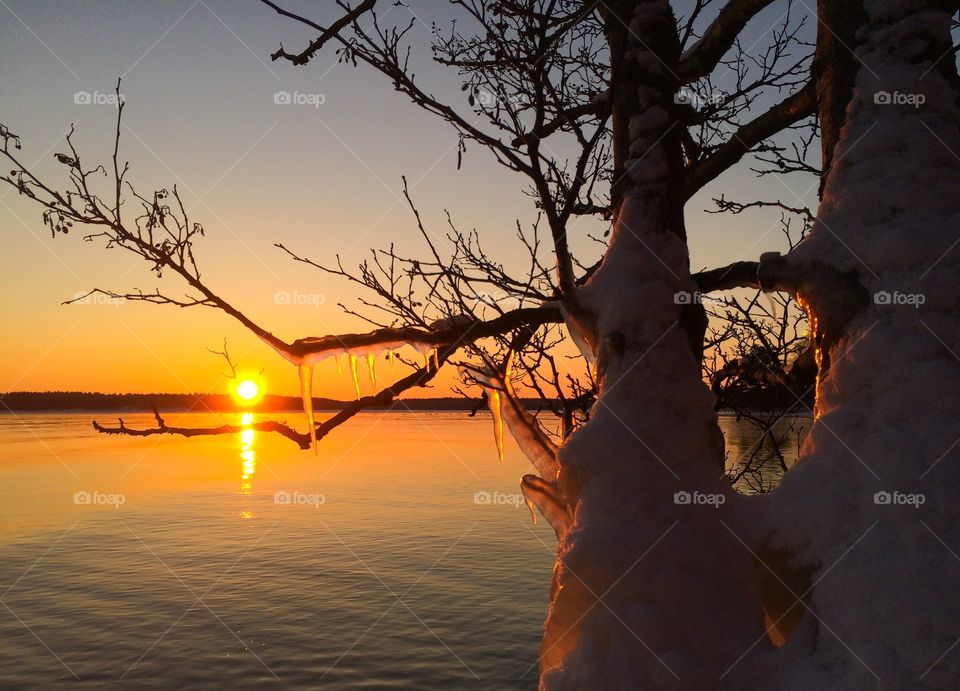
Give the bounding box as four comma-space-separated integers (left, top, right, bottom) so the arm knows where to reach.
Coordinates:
499, 388, 558, 478
763, 290, 779, 320
431, 348, 440, 370
423, 351, 431, 370
489, 389, 504, 463
560, 304, 596, 366
335, 354, 342, 375
298, 363, 318, 454
349, 354, 360, 400
520, 474, 572, 541
524, 495, 538, 525
469, 354, 559, 478
366, 352, 376, 389
387, 350, 395, 368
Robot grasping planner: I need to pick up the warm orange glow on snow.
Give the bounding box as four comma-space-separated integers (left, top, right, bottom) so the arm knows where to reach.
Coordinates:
795, 293, 822, 420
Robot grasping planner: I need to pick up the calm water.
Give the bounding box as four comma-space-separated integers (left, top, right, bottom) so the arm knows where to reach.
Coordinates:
0, 411, 807, 688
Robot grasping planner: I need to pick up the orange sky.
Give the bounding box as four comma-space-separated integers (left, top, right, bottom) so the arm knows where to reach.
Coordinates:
0, 1, 818, 399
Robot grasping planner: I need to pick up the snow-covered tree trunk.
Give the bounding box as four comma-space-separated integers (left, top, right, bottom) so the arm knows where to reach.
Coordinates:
764, 0, 960, 686
543, 0, 960, 687
541, 1, 768, 686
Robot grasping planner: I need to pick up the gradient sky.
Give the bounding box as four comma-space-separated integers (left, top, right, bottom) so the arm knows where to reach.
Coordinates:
0, 0, 821, 400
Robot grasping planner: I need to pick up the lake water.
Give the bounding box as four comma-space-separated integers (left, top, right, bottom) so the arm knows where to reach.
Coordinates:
0, 411, 807, 688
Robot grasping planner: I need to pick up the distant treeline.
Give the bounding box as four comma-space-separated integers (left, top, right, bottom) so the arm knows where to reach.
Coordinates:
1, 390, 809, 414
0, 391, 539, 413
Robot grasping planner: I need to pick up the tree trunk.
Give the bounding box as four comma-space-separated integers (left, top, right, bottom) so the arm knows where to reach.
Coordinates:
542, 0, 960, 687
813, 0, 867, 186
542, 1, 765, 686
764, 0, 960, 685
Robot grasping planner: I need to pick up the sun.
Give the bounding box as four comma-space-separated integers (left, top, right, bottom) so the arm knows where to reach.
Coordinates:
235, 379, 260, 404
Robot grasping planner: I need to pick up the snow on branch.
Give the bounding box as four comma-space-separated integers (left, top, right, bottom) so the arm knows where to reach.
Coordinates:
0, 99, 579, 449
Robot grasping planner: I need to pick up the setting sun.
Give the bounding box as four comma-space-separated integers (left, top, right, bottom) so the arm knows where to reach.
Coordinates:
235, 379, 260, 404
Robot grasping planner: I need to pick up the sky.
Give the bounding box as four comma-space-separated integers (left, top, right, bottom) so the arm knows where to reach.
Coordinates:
0, 0, 822, 400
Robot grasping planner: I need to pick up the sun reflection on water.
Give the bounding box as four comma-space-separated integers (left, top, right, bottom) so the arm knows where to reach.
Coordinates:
239, 412, 256, 518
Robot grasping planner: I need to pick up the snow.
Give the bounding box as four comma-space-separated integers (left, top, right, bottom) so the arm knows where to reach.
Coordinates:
538, 3, 765, 684
256, 333, 436, 437
249, 4, 960, 675
759, 1, 960, 686
530, 0, 960, 686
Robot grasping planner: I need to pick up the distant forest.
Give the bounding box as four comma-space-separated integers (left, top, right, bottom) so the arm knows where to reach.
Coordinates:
1, 390, 809, 414
0, 391, 488, 412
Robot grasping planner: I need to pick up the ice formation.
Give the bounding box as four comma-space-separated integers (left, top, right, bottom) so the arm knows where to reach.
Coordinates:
298, 362, 317, 454
560, 303, 596, 367
348, 354, 360, 399
520, 474, 572, 540
486, 355, 559, 479
257, 324, 449, 453
488, 389, 505, 463
464, 355, 570, 538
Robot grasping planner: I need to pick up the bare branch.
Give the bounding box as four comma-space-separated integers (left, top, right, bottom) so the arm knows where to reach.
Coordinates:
683, 81, 815, 197
261, 0, 377, 65
678, 0, 778, 82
